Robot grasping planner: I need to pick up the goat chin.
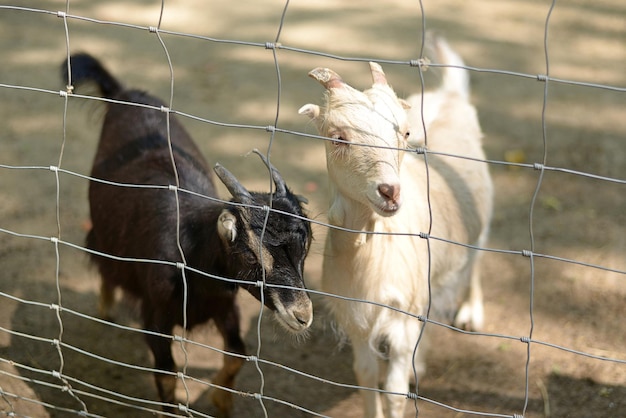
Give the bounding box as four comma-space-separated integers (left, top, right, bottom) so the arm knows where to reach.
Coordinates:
370, 200, 401, 217
271, 293, 313, 333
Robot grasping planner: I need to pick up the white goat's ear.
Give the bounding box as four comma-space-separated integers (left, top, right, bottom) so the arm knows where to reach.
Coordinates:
298, 104, 320, 120
217, 210, 237, 243
399, 98, 411, 110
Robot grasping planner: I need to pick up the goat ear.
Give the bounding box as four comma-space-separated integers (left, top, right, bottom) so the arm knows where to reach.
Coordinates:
295, 194, 309, 205
298, 104, 320, 120
217, 210, 237, 243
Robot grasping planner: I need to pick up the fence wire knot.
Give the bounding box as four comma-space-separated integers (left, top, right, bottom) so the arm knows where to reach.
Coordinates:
148, 26, 158, 33
56, 11, 66, 18
265, 42, 281, 50
520, 336, 531, 344
52, 370, 61, 379
409, 57, 430, 70
265, 125, 276, 133
160, 105, 170, 113
418, 232, 429, 239
533, 162, 545, 171
406, 391, 418, 400
521, 249, 533, 258
177, 404, 188, 413
49, 303, 60, 312
536, 74, 548, 82
413, 146, 427, 155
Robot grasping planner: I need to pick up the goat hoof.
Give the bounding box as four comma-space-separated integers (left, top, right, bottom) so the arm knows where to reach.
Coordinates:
453, 301, 483, 332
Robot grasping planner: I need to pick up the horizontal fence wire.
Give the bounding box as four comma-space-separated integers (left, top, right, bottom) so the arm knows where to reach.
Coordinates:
0, 1, 624, 418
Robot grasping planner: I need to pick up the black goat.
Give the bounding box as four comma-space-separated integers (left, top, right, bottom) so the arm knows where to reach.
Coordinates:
62, 53, 313, 415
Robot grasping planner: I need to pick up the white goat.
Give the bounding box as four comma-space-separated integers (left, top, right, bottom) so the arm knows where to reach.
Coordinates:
299, 36, 493, 418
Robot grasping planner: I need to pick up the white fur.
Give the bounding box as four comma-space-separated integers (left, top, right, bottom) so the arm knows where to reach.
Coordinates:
300, 37, 493, 418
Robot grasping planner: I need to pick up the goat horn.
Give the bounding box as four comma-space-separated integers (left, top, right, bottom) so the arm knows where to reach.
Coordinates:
252, 149, 287, 196
308, 67, 344, 89
369, 62, 388, 86
214, 163, 253, 204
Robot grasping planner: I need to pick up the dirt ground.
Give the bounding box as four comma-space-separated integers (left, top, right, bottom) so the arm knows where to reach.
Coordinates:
1, 1, 625, 417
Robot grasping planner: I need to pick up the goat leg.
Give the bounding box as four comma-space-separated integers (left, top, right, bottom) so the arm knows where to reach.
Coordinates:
211, 300, 246, 416
98, 279, 115, 321
382, 343, 413, 418
353, 340, 384, 418
144, 311, 178, 413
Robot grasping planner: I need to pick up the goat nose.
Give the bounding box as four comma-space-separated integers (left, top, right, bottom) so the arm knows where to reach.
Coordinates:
295, 312, 310, 326
293, 300, 313, 328
378, 183, 401, 202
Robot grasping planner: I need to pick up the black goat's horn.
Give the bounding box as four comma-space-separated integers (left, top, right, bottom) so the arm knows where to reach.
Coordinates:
252, 149, 287, 196
214, 163, 253, 204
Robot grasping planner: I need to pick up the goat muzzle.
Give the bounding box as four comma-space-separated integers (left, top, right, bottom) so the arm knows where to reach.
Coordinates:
271, 292, 313, 333
378, 183, 401, 203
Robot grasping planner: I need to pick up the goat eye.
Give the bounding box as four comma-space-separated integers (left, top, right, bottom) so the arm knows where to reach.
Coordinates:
330, 133, 348, 147
242, 251, 257, 265
404, 131, 410, 140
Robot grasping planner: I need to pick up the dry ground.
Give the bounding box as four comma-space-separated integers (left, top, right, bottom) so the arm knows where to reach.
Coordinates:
1, 1, 625, 417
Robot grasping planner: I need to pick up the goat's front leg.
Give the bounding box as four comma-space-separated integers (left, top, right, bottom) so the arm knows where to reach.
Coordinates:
382, 320, 427, 418
143, 306, 178, 414
353, 339, 384, 418
145, 330, 177, 413
381, 344, 414, 418
211, 299, 246, 416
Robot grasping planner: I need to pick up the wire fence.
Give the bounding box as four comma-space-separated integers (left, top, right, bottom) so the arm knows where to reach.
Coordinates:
1, 1, 625, 417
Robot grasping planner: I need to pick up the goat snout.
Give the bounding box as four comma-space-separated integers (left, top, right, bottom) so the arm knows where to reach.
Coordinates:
378, 183, 402, 213
272, 294, 313, 333
293, 301, 314, 327
378, 183, 400, 202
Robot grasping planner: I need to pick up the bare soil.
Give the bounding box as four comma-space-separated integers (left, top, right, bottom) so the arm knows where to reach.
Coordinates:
1, 1, 624, 417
